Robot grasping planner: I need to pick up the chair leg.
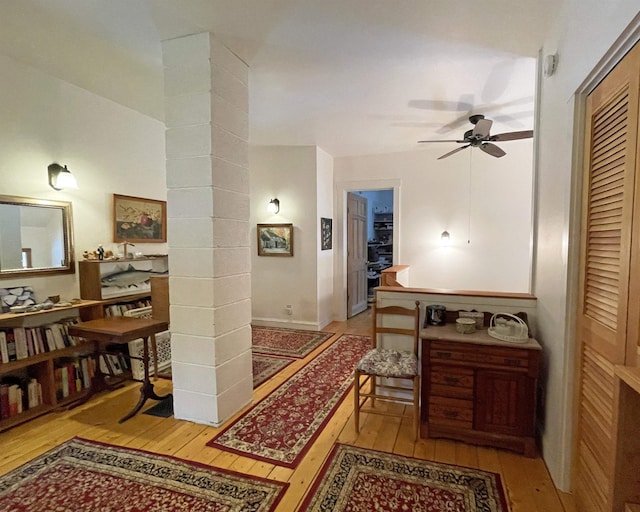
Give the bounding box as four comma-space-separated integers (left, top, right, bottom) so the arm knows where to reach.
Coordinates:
354, 370, 361, 433
371, 375, 376, 408
413, 375, 420, 440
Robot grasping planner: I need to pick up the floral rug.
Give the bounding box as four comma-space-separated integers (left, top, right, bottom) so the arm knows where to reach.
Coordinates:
155, 354, 295, 389
252, 354, 295, 388
0, 437, 288, 512
251, 326, 334, 358
299, 444, 509, 512
207, 334, 371, 468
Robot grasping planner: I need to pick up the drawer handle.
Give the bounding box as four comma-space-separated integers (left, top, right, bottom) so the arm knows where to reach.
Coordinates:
443, 410, 459, 419
435, 351, 452, 359
444, 377, 460, 385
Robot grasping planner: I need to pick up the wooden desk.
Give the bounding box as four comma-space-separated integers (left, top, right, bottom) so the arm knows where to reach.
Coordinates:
68, 316, 171, 423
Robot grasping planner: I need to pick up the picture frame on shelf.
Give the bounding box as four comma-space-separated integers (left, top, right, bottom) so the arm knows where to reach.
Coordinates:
113, 194, 167, 243
257, 223, 293, 257
321, 217, 332, 250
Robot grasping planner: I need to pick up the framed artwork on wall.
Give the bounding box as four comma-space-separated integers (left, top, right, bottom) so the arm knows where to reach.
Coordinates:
257, 223, 293, 256
321, 217, 332, 250
113, 194, 167, 243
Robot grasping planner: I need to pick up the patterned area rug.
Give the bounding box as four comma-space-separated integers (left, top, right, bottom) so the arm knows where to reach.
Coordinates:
252, 354, 295, 388
154, 354, 295, 389
208, 334, 371, 468
251, 326, 334, 358
0, 438, 288, 512
300, 444, 509, 512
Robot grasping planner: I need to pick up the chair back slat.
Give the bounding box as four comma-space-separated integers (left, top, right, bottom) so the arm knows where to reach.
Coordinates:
372, 300, 421, 354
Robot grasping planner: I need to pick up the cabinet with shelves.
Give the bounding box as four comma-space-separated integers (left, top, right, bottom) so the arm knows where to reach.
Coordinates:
0, 300, 102, 431
421, 324, 541, 457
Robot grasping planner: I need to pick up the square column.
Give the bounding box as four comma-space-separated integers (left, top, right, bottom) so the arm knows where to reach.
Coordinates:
162, 33, 251, 425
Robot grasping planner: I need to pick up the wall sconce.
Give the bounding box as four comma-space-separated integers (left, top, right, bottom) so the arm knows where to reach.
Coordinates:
267, 198, 280, 214
440, 230, 450, 245
48, 163, 78, 191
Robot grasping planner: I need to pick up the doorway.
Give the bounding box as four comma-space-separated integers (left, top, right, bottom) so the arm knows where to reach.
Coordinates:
346, 189, 395, 317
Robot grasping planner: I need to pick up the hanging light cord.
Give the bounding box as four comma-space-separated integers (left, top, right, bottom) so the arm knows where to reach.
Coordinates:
467, 150, 472, 244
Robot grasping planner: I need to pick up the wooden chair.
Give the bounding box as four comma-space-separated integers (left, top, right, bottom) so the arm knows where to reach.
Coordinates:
354, 300, 421, 439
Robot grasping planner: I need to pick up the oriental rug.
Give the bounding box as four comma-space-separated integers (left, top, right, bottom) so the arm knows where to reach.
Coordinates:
251, 326, 334, 358
299, 444, 509, 512
207, 334, 371, 468
252, 353, 295, 388
0, 437, 288, 512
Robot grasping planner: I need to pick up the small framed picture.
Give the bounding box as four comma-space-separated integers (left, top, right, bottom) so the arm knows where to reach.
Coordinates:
113, 194, 167, 243
257, 223, 293, 256
321, 217, 332, 250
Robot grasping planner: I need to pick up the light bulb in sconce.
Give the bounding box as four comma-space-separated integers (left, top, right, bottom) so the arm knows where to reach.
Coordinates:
267, 198, 280, 214
440, 230, 450, 245
48, 163, 78, 191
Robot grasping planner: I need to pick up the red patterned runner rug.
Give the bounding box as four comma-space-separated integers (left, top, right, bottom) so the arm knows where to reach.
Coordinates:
208, 334, 371, 468
300, 444, 509, 512
251, 325, 334, 358
252, 353, 295, 388
0, 437, 288, 512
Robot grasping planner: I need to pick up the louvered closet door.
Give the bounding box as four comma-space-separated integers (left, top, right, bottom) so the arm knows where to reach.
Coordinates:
574, 42, 640, 512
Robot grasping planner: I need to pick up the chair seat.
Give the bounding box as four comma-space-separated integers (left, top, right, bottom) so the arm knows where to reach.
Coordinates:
356, 348, 418, 378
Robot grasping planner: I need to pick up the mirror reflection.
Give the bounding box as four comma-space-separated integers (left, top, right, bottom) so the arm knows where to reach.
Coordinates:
0, 195, 74, 278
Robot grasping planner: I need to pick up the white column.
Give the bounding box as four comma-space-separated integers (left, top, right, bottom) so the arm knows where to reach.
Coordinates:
162, 33, 252, 426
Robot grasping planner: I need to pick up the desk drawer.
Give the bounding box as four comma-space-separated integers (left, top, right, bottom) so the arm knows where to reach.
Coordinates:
429, 396, 473, 429
430, 342, 477, 364
430, 367, 474, 399
481, 346, 530, 369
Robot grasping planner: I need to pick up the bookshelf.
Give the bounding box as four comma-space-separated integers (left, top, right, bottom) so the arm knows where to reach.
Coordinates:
1, 256, 170, 432
0, 300, 101, 431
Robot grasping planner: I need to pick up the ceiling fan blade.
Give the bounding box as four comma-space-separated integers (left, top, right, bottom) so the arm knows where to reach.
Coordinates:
480, 142, 506, 158
473, 118, 492, 138
438, 145, 471, 160
418, 139, 465, 143
490, 130, 534, 142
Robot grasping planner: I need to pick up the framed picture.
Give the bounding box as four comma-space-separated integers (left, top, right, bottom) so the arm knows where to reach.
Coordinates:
257, 223, 293, 256
321, 217, 332, 250
113, 194, 167, 243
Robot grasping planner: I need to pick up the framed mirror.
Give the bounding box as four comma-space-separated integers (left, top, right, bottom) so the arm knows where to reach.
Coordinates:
0, 195, 75, 278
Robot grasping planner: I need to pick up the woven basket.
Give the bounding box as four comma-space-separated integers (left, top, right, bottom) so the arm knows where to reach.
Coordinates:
487, 313, 529, 343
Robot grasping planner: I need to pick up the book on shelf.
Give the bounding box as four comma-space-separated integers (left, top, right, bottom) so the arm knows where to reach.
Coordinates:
0, 332, 8, 364
0, 375, 40, 419
0, 319, 88, 363
13, 327, 28, 360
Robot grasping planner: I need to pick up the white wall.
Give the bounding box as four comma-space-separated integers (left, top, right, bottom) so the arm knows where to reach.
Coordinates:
250, 145, 322, 328
316, 147, 334, 327
0, 54, 166, 301
533, 2, 640, 491
334, 142, 534, 296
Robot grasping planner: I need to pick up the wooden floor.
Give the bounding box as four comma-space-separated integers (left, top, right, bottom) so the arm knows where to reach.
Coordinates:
0, 309, 576, 511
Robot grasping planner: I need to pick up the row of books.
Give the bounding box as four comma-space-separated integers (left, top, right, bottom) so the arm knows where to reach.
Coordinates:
103, 299, 152, 318
0, 319, 83, 364
54, 356, 94, 400
0, 377, 42, 420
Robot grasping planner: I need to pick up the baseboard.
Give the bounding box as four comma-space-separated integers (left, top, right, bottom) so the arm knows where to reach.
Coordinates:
252, 317, 323, 331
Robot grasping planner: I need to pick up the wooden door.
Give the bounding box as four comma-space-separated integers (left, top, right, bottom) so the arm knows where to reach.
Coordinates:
347, 192, 368, 318
574, 42, 640, 512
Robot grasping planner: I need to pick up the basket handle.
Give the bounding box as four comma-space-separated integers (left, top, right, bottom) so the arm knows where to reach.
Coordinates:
489, 313, 526, 328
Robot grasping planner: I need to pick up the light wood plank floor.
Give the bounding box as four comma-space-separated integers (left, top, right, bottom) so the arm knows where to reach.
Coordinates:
0, 310, 576, 511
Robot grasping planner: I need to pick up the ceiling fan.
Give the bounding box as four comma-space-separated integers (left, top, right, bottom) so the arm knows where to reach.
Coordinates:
418, 114, 533, 160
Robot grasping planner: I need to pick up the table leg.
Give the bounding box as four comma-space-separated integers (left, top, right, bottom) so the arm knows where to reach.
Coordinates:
119, 333, 171, 423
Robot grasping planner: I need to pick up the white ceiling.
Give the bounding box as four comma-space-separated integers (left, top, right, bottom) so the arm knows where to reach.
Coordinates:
0, 0, 559, 157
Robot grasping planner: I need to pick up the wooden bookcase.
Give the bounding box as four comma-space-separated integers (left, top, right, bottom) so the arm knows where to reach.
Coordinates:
0, 300, 102, 431
0, 256, 170, 432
